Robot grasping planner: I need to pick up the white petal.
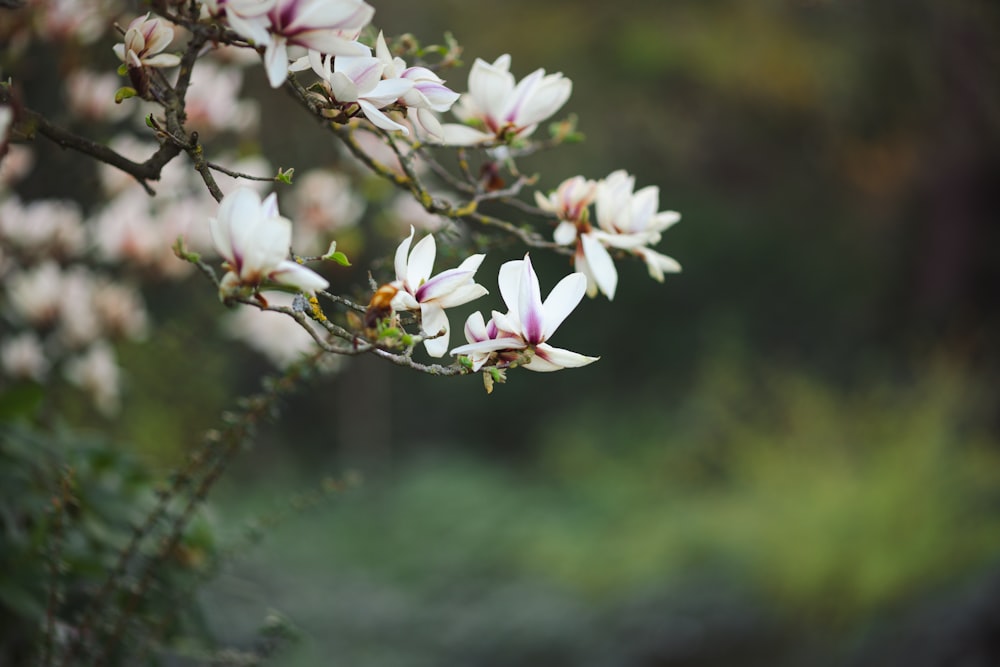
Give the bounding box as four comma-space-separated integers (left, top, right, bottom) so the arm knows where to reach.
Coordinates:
406, 233, 436, 289
451, 337, 525, 357
393, 226, 415, 282
541, 272, 587, 341
524, 343, 599, 372
264, 37, 290, 88
270, 259, 329, 292
553, 220, 577, 246
358, 100, 410, 134
580, 233, 618, 300
516, 254, 544, 345
420, 302, 449, 357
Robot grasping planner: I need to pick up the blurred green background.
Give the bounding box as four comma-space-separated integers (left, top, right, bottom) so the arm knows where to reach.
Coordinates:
9, 0, 1000, 664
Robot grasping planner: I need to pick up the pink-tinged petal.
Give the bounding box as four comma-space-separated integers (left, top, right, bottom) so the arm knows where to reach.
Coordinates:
261, 192, 280, 218
420, 302, 450, 358
375, 30, 391, 65
393, 226, 415, 282
112, 43, 126, 62
358, 100, 410, 134
405, 233, 436, 289
517, 255, 544, 345
525, 343, 599, 372
363, 77, 415, 106
451, 337, 526, 357
435, 282, 488, 309
553, 220, 577, 246
226, 12, 271, 46
463, 311, 489, 343
270, 259, 329, 292
541, 271, 587, 341
580, 232, 618, 300
411, 107, 444, 141
438, 123, 493, 146
490, 309, 520, 337
264, 37, 290, 88
143, 23, 174, 55
327, 70, 358, 102
336, 55, 383, 93
415, 268, 474, 302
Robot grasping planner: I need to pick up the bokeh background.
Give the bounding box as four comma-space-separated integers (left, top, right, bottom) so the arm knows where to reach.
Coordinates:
6, 0, 1000, 665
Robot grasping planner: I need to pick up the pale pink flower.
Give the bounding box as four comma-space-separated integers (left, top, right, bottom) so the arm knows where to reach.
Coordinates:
64, 343, 121, 416
210, 187, 329, 295
451, 254, 598, 372
65, 70, 132, 122
315, 53, 414, 134
113, 13, 181, 69
441, 54, 572, 145
389, 226, 488, 358
1, 333, 50, 382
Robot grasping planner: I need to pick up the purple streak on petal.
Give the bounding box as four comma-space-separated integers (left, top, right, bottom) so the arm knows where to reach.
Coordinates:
519, 255, 544, 344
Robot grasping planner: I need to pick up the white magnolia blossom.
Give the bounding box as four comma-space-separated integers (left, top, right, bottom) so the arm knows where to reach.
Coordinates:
0, 105, 13, 151
389, 226, 488, 358
0, 196, 86, 258
546, 170, 682, 300
374, 32, 460, 140
183, 62, 259, 135
314, 52, 415, 134
223, 292, 336, 369
223, 0, 373, 88
1, 333, 50, 382
441, 54, 572, 145
65, 70, 132, 122
287, 168, 365, 254
209, 187, 329, 295
451, 254, 598, 372
5, 260, 64, 326
112, 13, 180, 69
64, 342, 121, 416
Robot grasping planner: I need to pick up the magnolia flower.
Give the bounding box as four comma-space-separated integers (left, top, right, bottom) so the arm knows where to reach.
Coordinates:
225, 0, 374, 88
451, 254, 598, 372
113, 13, 180, 69
64, 343, 121, 416
374, 32, 460, 141
441, 55, 572, 145
546, 171, 682, 299
1, 333, 50, 382
318, 53, 414, 133
0, 105, 12, 152
209, 187, 329, 296
389, 226, 487, 358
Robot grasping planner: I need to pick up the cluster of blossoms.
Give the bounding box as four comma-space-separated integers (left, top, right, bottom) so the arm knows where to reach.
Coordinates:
536, 171, 682, 300
0, 0, 687, 409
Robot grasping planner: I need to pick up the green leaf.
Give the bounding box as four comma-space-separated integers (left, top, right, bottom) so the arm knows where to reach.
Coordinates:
114, 86, 137, 104
275, 167, 295, 185
326, 251, 351, 267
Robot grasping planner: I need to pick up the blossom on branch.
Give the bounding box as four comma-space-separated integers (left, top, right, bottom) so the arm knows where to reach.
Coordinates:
209, 187, 329, 297
317, 53, 415, 133
544, 170, 682, 300
113, 13, 180, 71
222, 0, 374, 88
388, 226, 487, 358
440, 54, 572, 145
451, 254, 598, 372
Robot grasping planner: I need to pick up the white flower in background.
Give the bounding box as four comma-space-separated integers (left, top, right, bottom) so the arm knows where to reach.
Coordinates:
389, 226, 488, 358
0, 197, 86, 258
65, 70, 132, 122
224, 0, 374, 88
0, 146, 34, 192
1, 333, 50, 382
441, 54, 572, 145
35, 0, 121, 44
0, 105, 12, 151
64, 342, 121, 416
91, 280, 149, 341
287, 169, 365, 254
451, 254, 598, 372
183, 62, 259, 135
223, 293, 336, 369
535, 175, 598, 223
5, 261, 64, 326
210, 187, 329, 295
314, 53, 414, 134
57, 267, 101, 348
112, 13, 180, 69
374, 32, 460, 141
387, 193, 450, 236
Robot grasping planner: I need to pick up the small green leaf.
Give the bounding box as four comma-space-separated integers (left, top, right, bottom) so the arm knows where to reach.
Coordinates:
275, 167, 295, 185
327, 251, 350, 266
114, 86, 137, 104
117, 63, 128, 76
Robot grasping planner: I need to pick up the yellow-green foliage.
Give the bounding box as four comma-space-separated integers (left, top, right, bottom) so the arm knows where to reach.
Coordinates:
530, 361, 1000, 622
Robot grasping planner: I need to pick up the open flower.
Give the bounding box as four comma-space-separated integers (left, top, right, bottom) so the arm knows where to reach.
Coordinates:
451, 254, 598, 372
374, 32, 460, 141
546, 170, 682, 300
317, 53, 415, 133
113, 13, 180, 69
209, 187, 328, 296
225, 0, 373, 88
389, 226, 487, 357
441, 54, 572, 145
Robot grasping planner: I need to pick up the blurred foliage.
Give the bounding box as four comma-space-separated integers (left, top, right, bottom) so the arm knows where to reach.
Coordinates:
205, 359, 1000, 666
0, 390, 218, 666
